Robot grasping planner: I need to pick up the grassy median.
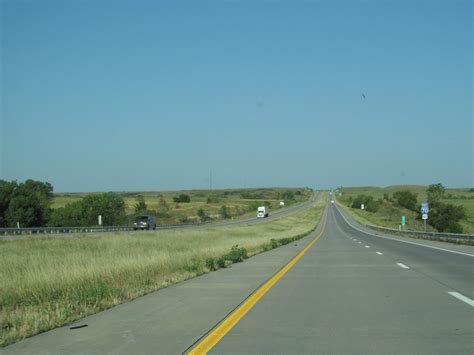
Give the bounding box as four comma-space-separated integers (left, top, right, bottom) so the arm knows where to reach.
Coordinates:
0, 193, 326, 347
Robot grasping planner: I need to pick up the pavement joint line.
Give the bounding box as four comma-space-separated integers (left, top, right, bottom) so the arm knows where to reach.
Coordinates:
376, 252, 383, 255
396, 263, 410, 269
365, 245, 370, 248
333, 203, 474, 257
447, 292, 474, 307
358, 241, 362, 244
187, 205, 328, 355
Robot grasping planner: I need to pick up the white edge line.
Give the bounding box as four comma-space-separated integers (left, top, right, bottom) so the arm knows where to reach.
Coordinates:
376, 252, 383, 255
365, 245, 370, 248
397, 263, 410, 269
334, 203, 474, 257
448, 292, 474, 307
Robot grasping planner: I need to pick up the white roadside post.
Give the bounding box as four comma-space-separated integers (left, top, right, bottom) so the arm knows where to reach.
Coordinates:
361, 204, 365, 210
98, 215, 102, 226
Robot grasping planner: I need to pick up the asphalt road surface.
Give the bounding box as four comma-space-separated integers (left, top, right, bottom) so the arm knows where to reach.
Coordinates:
3, 200, 473, 354
0, 192, 320, 241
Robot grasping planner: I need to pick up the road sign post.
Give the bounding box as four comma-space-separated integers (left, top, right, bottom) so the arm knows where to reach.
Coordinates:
402, 215, 406, 229
421, 203, 429, 232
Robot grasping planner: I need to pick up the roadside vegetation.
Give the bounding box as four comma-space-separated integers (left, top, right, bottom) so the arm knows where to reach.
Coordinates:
0, 179, 312, 228
336, 184, 473, 234
0, 194, 326, 346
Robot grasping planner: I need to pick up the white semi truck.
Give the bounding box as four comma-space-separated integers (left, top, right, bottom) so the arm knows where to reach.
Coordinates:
257, 206, 269, 218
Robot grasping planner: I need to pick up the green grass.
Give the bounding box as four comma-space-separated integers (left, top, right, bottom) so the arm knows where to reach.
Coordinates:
0, 193, 326, 347
52, 188, 313, 224
336, 186, 474, 234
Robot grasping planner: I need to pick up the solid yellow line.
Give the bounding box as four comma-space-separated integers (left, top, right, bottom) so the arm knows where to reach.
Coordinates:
189, 211, 327, 355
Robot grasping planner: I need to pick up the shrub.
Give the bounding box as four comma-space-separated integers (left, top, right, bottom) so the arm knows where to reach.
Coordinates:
393, 190, 418, 211
173, 194, 191, 203
427, 202, 466, 233
205, 258, 216, 271
134, 195, 147, 214
158, 196, 169, 212
217, 257, 227, 268
197, 208, 210, 222
281, 190, 295, 201
206, 196, 220, 204
178, 216, 190, 224
248, 201, 263, 212
351, 194, 380, 212
219, 205, 230, 219
225, 245, 248, 263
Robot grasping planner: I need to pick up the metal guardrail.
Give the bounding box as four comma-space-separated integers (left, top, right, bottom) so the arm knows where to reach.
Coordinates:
365, 224, 474, 241
0, 192, 320, 237
0, 223, 207, 236
0, 225, 132, 235
334, 200, 474, 241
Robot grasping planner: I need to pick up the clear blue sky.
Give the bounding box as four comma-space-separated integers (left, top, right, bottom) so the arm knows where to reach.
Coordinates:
1, 0, 472, 192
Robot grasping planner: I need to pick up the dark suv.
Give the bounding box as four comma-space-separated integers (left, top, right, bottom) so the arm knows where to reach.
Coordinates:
133, 215, 157, 230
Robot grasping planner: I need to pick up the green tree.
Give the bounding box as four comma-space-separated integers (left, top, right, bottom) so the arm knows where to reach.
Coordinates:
428, 202, 465, 233
0, 180, 18, 227
134, 195, 148, 213
393, 190, 418, 211
4, 179, 53, 227
80, 193, 127, 225
427, 183, 445, 204
48, 193, 127, 226
173, 194, 191, 203
48, 201, 84, 227
281, 190, 295, 201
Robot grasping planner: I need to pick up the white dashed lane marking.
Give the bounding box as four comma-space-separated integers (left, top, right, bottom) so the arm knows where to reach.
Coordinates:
448, 292, 474, 307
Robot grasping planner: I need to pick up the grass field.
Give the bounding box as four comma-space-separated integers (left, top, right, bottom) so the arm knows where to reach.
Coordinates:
52, 188, 313, 225
336, 186, 474, 234
0, 193, 326, 347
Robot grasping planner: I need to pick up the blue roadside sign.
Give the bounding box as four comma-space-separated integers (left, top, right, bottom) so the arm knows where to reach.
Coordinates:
402, 215, 406, 226
421, 202, 429, 214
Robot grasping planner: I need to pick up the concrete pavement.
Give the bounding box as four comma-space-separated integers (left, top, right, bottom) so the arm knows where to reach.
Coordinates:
2, 200, 472, 354
209, 205, 473, 354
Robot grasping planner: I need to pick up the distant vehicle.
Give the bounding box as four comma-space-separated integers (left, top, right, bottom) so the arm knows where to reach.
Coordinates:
133, 215, 157, 230
279, 201, 285, 207
331, 200, 334, 204
257, 206, 269, 218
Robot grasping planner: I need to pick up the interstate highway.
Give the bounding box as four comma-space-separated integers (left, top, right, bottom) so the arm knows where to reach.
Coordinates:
3, 200, 472, 355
